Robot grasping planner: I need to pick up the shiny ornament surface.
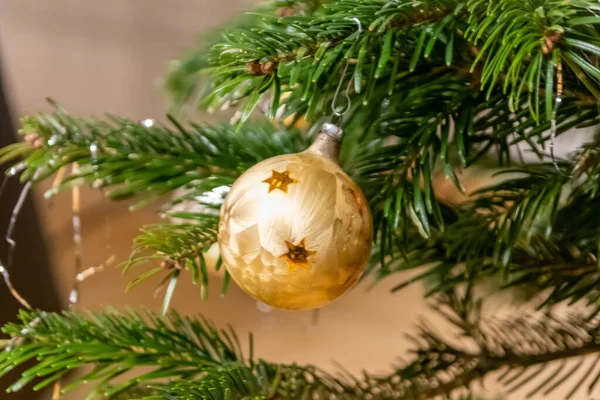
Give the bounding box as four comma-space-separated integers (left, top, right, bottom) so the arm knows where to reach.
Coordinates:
218, 126, 373, 310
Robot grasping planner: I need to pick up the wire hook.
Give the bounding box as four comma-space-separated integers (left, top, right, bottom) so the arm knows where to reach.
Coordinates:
331, 17, 363, 120
350, 17, 362, 33
332, 63, 353, 118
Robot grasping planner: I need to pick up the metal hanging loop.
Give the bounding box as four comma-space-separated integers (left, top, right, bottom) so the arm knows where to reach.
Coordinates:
331, 17, 362, 122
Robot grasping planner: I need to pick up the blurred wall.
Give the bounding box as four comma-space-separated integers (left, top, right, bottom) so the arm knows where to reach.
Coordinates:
0, 0, 254, 118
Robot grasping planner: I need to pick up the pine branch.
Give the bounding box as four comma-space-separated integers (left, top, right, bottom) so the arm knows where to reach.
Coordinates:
188, 0, 600, 126
163, 0, 306, 111
364, 306, 600, 399
0, 310, 349, 399
164, 0, 600, 288
467, 0, 600, 117
357, 73, 598, 249
149, 363, 268, 400
202, 0, 466, 122
468, 138, 600, 272
111, 386, 159, 400
374, 206, 600, 310
0, 309, 247, 398
209, 0, 462, 69
169, 0, 600, 247
3, 306, 600, 399
124, 212, 221, 313
0, 103, 308, 210
151, 362, 347, 400
374, 138, 600, 308
165, 0, 330, 110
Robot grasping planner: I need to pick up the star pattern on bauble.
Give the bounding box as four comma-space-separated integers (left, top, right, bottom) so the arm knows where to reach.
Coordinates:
262, 169, 297, 193
281, 238, 315, 273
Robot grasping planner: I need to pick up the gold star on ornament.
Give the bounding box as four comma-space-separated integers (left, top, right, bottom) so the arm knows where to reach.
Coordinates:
281, 238, 315, 273
262, 169, 297, 193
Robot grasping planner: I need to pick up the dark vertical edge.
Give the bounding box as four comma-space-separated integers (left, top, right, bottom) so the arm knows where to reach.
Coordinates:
0, 44, 62, 399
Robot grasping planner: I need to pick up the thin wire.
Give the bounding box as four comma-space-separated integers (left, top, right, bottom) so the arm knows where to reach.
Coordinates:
0, 170, 38, 310
5, 180, 33, 271
61, 160, 112, 399
69, 163, 83, 309
0, 169, 57, 395
67, 143, 113, 284
550, 54, 564, 174
331, 62, 353, 119
331, 17, 363, 122
348, 17, 362, 35
0, 158, 110, 399
0, 171, 41, 385
75, 259, 112, 283
1, 169, 40, 310
58, 162, 85, 398
0, 263, 32, 309
0, 163, 25, 205
90, 142, 102, 188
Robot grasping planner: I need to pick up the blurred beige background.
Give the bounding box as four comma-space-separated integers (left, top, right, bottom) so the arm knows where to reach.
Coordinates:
0, 2, 586, 400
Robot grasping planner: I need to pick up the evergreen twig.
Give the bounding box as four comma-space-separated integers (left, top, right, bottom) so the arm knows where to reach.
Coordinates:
0, 104, 307, 209
4, 307, 600, 399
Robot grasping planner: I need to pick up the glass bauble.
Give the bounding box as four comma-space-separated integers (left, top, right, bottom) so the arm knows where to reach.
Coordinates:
218, 124, 373, 310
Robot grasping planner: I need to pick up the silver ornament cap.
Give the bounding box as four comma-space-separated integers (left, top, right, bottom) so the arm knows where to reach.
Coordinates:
304, 123, 343, 163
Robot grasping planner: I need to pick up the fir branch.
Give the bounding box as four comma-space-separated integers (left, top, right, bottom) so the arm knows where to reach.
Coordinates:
202, 0, 466, 121
193, 0, 600, 125
124, 212, 220, 312
363, 306, 600, 399
0, 309, 247, 398
208, 0, 463, 69
3, 102, 597, 309
470, 136, 600, 271
355, 68, 598, 246
374, 140, 600, 308
0, 104, 307, 209
182, 0, 600, 246
151, 362, 349, 400
467, 0, 600, 117
148, 362, 268, 400
375, 206, 600, 310
111, 386, 160, 400
0, 310, 349, 399
4, 307, 600, 399
165, 0, 331, 109
163, 0, 322, 111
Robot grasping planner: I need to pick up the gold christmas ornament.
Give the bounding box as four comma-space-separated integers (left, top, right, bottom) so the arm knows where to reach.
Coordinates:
218, 123, 373, 310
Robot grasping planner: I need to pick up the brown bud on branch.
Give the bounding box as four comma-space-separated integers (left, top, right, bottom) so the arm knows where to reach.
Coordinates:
247, 60, 278, 75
